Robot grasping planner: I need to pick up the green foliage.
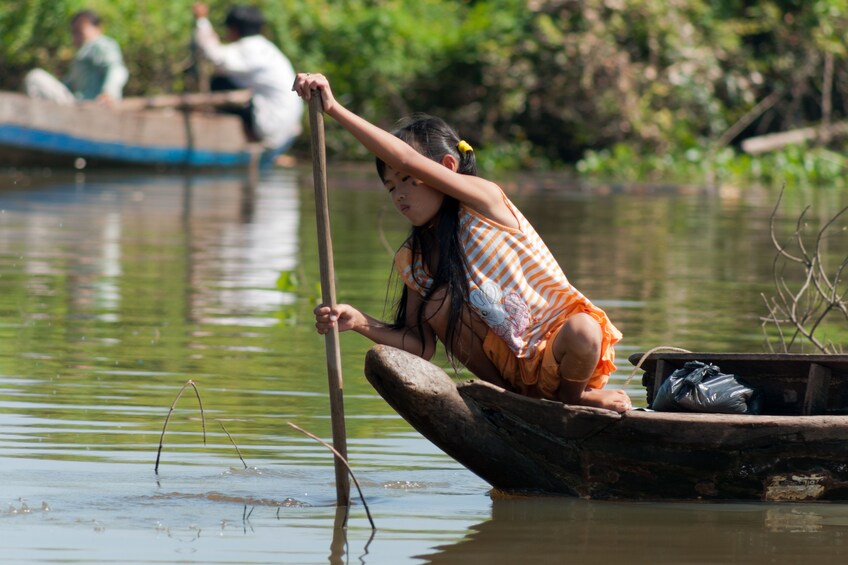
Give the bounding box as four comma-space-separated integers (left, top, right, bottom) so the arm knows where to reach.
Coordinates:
577, 142, 848, 188
0, 0, 199, 95
2, 0, 848, 185
268, 0, 467, 157
0, 0, 77, 79
275, 270, 299, 292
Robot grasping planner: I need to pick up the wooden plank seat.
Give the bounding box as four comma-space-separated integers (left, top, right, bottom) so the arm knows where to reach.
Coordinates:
628, 352, 848, 416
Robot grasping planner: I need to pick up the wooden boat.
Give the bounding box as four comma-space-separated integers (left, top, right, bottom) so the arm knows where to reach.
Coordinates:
0, 91, 267, 169
364, 345, 848, 501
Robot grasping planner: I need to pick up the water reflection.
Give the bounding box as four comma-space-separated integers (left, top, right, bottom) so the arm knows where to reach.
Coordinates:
182, 173, 300, 326
0, 170, 335, 470
422, 497, 848, 564
1, 168, 847, 564
0, 171, 299, 328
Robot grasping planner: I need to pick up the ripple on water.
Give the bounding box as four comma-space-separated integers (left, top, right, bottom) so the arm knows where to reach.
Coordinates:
382, 480, 444, 490
146, 490, 312, 508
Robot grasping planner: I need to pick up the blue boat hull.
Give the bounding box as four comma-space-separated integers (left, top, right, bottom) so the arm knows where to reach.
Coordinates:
0, 92, 262, 169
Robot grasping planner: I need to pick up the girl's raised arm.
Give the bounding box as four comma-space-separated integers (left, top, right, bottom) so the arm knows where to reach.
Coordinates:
293, 73, 510, 222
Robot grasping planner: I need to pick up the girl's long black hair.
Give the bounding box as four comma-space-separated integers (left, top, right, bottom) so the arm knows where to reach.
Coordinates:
375, 114, 478, 361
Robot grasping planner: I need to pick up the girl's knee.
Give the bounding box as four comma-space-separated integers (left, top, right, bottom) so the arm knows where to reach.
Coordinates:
557, 313, 602, 362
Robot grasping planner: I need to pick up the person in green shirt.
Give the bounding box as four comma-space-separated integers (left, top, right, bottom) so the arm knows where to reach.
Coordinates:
24, 9, 128, 104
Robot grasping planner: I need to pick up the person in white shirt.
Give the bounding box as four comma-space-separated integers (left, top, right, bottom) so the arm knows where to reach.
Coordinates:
192, 3, 303, 159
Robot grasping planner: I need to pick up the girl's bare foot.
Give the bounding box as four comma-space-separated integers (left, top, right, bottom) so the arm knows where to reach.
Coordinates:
579, 388, 632, 412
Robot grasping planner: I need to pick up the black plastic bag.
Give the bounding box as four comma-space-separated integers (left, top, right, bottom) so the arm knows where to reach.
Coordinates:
651, 361, 762, 414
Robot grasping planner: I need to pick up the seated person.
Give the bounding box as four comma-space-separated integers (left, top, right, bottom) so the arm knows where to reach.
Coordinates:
192, 3, 303, 158
25, 9, 128, 104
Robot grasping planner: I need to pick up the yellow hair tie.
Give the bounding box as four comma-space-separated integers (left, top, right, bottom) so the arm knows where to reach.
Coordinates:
457, 140, 473, 154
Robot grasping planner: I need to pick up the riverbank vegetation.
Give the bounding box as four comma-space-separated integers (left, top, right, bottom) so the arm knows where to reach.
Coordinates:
2, 0, 847, 187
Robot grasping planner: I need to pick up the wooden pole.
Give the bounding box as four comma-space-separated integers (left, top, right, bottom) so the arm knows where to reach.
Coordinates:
308, 93, 351, 507
119, 90, 251, 111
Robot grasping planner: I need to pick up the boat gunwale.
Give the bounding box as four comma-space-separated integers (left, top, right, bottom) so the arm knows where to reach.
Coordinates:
457, 376, 848, 426
0, 91, 262, 169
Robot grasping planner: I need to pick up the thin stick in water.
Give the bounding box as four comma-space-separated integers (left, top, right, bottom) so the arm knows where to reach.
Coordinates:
287, 421, 376, 531
218, 420, 248, 469
154, 379, 207, 473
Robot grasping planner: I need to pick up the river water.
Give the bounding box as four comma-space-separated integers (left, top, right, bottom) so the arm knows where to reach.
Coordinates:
1, 166, 847, 564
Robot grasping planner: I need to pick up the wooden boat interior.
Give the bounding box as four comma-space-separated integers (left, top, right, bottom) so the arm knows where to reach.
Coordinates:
629, 352, 848, 416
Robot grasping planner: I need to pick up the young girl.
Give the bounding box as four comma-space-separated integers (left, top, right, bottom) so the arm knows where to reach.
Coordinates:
293, 73, 632, 412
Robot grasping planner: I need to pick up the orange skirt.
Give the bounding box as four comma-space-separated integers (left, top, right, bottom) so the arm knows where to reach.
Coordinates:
482, 304, 621, 400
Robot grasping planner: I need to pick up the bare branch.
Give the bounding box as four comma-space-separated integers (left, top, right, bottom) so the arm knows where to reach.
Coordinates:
763, 193, 847, 354
760, 294, 787, 352
832, 255, 848, 302
768, 186, 805, 263
793, 205, 813, 266
814, 205, 848, 292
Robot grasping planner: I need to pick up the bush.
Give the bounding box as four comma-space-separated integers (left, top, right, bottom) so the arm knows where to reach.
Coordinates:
2, 0, 847, 185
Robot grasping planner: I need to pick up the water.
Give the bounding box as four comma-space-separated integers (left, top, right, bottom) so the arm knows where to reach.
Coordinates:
1, 167, 847, 563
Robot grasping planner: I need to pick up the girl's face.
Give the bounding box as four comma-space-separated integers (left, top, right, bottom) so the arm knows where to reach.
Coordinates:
382, 166, 444, 227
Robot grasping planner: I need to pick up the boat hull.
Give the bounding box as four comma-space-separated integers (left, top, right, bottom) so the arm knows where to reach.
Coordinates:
0, 92, 260, 169
364, 345, 848, 501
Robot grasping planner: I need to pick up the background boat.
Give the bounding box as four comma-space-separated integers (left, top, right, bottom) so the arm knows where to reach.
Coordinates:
0, 90, 265, 169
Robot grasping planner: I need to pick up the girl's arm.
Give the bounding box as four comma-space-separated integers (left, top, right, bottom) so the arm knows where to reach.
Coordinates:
293, 73, 513, 225
314, 292, 437, 360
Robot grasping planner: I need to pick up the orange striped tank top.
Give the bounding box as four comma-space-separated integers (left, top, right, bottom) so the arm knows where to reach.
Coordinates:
395, 192, 621, 360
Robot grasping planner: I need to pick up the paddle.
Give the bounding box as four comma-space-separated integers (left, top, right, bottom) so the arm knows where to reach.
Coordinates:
119, 89, 251, 111
308, 93, 351, 507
